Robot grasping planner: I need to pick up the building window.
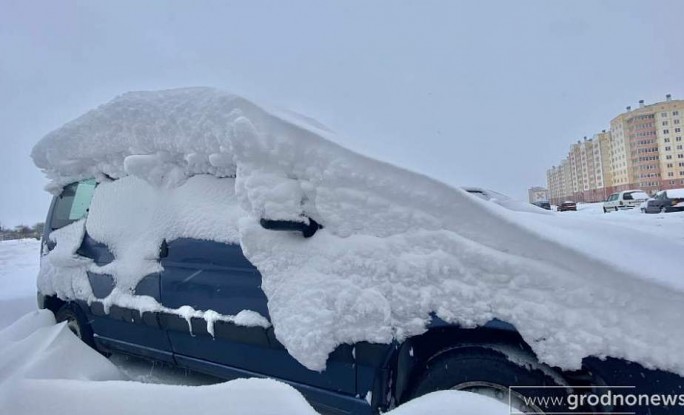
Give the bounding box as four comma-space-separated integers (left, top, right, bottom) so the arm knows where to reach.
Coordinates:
662, 112, 668, 117
664, 129, 670, 134
666, 146, 671, 151
676, 128, 681, 133
674, 111, 680, 116
663, 121, 669, 126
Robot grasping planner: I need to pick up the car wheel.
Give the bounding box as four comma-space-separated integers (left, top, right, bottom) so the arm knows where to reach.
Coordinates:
614, 207, 618, 212
602, 207, 607, 213
55, 303, 97, 350
406, 347, 571, 414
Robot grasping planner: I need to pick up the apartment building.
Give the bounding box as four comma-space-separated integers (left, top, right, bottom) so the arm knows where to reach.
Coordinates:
546, 95, 684, 204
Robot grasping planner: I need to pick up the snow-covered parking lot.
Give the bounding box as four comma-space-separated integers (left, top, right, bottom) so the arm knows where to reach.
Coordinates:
2, 204, 683, 414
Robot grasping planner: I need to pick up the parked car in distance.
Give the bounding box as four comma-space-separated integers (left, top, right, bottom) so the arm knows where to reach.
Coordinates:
643, 189, 684, 214
531, 201, 551, 210
557, 201, 576, 212
603, 190, 649, 213
639, 198, 653, 213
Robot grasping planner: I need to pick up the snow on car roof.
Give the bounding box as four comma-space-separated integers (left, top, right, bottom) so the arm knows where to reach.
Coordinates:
665, 188, 684, 198
32, 87, 684, 375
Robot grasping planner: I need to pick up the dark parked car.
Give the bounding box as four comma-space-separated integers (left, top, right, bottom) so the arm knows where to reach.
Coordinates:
643, 189, 684, 214
531, 201, 551, 210
38, 179, 683, 415
557, 200, 577, 212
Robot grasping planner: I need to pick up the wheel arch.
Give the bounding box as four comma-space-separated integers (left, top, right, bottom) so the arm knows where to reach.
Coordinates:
42, 294, 67, 315
385, 320, 598, 408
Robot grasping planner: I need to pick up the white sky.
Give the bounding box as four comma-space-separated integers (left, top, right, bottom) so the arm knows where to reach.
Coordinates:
1, 0, 683, 226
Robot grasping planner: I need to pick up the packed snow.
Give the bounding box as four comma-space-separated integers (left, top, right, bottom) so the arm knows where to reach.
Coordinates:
0, 276, 509, 415
31, 88, 684, 376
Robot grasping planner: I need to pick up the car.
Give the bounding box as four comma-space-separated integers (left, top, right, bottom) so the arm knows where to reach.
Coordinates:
557, 200, 576, 212
639, 197, 653, 213
461, 187, 552, 214
33, 89, 684, 415
603, 190, 649, 213
531, 201, 551, 210
37, 178, 684, 415
643, 189, 684, 214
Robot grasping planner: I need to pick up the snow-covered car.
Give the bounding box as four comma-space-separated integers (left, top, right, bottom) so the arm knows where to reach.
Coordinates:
461, 187, 552, 214
603, 190, 649, 213
531, 201, 551, 210
557, 200, 577, 212
639, 198, 653, 213
643, 189, 684, 214
31, 88, 684, 415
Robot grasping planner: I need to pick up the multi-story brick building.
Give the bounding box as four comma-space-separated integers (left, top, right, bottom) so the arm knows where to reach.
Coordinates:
546, 95, 684, 204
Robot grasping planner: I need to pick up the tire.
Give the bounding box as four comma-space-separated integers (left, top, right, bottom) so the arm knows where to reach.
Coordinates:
407, 347, 572, 414
603, 207, 607, 213
614, 207, 618, 212
55, 303, 97, 350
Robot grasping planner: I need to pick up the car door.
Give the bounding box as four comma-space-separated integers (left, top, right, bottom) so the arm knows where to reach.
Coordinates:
158, 238, 356, 395
45, 179, 173, 360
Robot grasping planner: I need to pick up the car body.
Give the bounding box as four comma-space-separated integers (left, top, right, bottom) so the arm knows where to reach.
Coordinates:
557, 201, 576, 212
603, 190, 649, 213
531, 201, 551, 210
643, 189, 684, 214
461, 187, 552, 214
37, 179, 684, 415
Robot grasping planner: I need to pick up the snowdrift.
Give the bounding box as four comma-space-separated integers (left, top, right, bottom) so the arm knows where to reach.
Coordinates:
32, 87, 684, 374
0, 311, 508, 415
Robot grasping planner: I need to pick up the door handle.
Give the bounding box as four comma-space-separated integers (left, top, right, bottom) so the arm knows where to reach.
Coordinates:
159, 240, 169, 258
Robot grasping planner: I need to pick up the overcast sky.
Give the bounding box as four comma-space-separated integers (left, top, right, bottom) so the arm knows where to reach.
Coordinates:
2, 1, 683, 227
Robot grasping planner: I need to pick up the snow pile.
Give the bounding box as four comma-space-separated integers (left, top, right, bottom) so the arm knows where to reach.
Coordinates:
0, 311, 507, 415
32, 88, 684, 374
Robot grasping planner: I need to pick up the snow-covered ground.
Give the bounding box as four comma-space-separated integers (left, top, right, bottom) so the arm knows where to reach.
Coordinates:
0, 239, 510, 414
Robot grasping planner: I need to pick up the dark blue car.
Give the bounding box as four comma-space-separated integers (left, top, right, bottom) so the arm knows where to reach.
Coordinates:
644, 189, 684, 214
38, 179, 684, 415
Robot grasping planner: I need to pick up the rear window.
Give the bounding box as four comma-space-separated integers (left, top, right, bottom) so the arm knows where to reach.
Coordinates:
50, 179, 97, 230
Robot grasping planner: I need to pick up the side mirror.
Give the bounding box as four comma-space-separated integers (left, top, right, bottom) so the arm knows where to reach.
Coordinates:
259, 217, 321, 238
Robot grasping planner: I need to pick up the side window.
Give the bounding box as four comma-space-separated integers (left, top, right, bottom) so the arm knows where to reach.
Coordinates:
623, 193, 633, 200
51, 179, 97, 230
